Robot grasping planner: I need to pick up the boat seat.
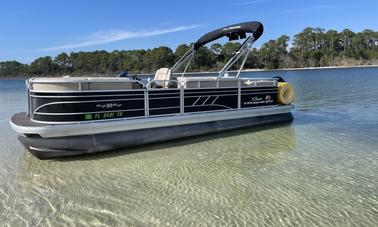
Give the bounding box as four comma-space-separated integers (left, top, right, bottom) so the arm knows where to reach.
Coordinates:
177, 77, 239, 88
153, 68, 173, 88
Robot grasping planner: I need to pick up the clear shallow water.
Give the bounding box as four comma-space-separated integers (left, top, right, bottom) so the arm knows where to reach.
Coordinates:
0, 67, 377, 226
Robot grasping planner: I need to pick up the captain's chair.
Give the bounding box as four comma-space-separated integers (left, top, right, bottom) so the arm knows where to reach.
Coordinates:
153, 68, 172, 88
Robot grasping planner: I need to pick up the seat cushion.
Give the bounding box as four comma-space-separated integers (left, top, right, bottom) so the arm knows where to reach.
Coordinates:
154, 68, 172, 88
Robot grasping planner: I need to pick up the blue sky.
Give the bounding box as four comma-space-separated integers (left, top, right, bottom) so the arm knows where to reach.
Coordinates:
1, 0, 377, 63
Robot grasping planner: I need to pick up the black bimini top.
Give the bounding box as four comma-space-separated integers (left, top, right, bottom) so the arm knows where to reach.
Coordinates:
194, 21, 263, 50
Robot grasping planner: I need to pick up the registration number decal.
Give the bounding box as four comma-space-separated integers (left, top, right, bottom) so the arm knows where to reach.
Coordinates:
84, 112, 124, 120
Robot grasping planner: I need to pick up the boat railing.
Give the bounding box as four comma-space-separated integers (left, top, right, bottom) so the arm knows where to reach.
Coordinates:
144, 77, 277, 117
27, 77, 278, 122
146, 78, 276, 89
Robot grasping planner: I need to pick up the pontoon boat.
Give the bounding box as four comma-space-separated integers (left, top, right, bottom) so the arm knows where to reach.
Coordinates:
10, 21, 295, 159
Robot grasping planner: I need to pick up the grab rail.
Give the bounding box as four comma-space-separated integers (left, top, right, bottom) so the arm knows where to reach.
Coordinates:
146, 80, 183, 89
28, 78, 144, 91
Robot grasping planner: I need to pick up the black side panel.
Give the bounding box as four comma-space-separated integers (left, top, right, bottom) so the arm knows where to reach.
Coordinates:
31, 90, 145, 122
241, 87, 277, 108
148, 89, 180, 116
184, 88, 238, 113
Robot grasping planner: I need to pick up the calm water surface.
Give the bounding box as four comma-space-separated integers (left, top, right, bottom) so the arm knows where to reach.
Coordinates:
0, 67, 377, 226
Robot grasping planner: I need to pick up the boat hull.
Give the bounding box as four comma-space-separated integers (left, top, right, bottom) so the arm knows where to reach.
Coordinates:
16, 112, 293, 159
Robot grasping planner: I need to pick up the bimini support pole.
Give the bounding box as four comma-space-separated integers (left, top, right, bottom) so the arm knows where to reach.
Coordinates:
236, 46, 251, 78
171, 45, 194, 74
181, 54, 193, 77
218, 35, 255, 78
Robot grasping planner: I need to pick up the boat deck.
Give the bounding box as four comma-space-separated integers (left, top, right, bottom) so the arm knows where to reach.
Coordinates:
11, 112, 43, 127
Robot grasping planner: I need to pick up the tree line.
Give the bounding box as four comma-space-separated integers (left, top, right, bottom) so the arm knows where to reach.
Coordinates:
1, 27, 377, 77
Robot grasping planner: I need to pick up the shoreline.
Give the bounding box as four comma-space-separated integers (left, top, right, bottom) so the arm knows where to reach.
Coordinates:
1, 64, 378, 80
243, 64, 378, 72
174, 65, 378, 76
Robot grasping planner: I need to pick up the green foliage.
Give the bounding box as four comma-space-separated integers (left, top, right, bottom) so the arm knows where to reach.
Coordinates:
0, 61, 28, 76
1, 27, 377, 77
175, 44, 190, 60
221, 42, 241, 60
28, 56, 58, 75
144, 46, 174, 71
54, 52, 72, 73
288, 27, 378, 68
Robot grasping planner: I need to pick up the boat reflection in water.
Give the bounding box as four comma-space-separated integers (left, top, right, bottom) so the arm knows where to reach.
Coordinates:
10, 21, 295, 159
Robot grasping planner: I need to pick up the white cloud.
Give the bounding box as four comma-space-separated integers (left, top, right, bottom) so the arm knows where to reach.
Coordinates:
231, 0, 270, 6
41, 24, 201, 52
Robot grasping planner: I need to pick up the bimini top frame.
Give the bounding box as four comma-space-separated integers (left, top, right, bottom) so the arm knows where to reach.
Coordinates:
171, 21, 264, 78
